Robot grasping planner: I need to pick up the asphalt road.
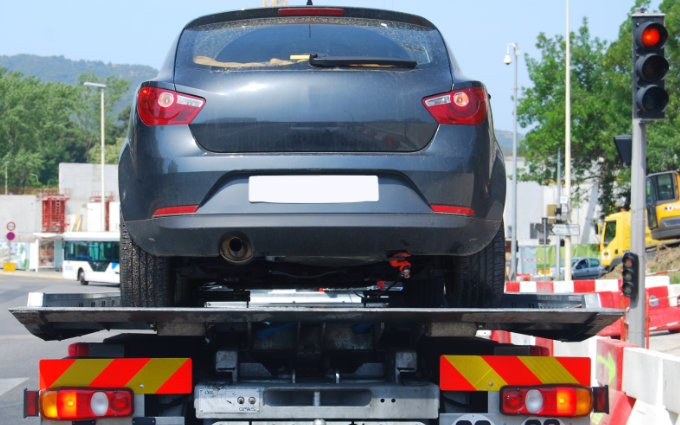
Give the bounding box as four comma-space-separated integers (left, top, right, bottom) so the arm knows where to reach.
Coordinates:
1, 271, 678, 423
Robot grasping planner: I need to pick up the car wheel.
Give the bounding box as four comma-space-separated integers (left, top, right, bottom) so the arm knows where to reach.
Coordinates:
78, 270, 88, 286
120, 218, 174, 307
446, 221, 505, 308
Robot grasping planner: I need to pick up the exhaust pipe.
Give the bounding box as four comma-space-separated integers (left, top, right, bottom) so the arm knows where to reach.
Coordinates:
220, 235, 253, 264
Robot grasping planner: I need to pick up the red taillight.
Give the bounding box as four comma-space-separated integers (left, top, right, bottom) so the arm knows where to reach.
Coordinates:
39, 388, 133, 420
423, 87, 488, 125
68, 343, 90, 357
152, 205, 199, 217
24, 390, 39, 417
278, 7, 344, 16
137, 87, 205, 126
500, 385, 593, 417
431, 205, 474, 215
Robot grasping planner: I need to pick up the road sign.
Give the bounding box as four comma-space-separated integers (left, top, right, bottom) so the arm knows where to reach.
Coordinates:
551, 224, 580, 236
6, 222, 15, 231
6, 231, 15, 241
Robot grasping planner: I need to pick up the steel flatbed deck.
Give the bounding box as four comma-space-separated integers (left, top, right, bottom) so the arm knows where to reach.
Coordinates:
10, 291, 623, 342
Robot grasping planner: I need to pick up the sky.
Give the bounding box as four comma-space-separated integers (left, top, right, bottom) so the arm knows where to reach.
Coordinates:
0, 0, 664, 132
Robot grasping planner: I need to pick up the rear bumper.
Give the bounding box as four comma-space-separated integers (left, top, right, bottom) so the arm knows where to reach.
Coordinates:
126, 212, 500, 259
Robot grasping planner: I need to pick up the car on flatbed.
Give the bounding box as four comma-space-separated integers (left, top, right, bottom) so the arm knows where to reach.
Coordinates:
118, 6, 506, 307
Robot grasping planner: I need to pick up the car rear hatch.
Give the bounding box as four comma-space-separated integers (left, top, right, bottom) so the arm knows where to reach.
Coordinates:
173, 7, 453, 153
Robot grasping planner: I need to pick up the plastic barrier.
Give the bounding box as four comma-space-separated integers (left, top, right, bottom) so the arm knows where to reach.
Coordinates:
505, 276, 680, 337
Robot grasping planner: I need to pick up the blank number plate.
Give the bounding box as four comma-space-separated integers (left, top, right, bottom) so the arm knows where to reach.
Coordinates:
249, 175, 379, 203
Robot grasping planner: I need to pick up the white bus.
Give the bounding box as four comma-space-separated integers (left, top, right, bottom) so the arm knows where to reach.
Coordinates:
62, 232, 120, 285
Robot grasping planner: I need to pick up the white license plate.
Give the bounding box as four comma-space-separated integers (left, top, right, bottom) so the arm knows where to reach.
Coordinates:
248, 175, 379, 203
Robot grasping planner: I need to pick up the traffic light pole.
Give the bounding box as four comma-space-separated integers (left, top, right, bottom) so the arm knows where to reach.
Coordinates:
628, 118, 647, 348
627, 10, 667, 348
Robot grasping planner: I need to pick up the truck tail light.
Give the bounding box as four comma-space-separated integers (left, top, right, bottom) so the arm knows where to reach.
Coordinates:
24, 390, 39, 417
39, 388, 133, 421
423, 87, 488, 125
500, 385, 593, 417
137, 87, 205, 126
68, 343, 90, 357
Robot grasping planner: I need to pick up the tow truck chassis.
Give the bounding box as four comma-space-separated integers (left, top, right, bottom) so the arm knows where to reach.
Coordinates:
12, 291, 619, 424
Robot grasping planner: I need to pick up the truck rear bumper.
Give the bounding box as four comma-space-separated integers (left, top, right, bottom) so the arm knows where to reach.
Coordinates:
195, 382, 439, 420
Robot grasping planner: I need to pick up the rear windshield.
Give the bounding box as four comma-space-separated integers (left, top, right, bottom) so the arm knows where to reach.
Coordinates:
176, 16, 448, 71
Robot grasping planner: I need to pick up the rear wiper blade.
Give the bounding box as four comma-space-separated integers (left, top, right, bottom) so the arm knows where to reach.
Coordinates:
309, 54, 416, 69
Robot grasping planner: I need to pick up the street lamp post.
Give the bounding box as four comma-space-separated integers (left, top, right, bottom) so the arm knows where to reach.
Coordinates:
564, 0, 573, 281
4, 160, 8, 195
84, 82, 107, 231
504, 42, 519, 280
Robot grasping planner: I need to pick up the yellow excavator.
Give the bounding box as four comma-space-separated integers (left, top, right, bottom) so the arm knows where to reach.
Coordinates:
646, 170, 680, 240
599, 171, 680, 270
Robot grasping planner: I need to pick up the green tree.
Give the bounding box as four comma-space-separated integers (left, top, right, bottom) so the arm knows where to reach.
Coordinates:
518, 0, 680, 216
0, 68, 84, 192
518, 19, 630, 215
645, 0, 680, 172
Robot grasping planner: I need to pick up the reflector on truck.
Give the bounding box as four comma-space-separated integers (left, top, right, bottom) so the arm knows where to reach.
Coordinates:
40, 358, 192, 394
440, 355, 590, 391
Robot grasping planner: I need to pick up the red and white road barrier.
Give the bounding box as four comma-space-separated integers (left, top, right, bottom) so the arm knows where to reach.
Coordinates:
505, 276, 680, 337
592, 338, 637, 425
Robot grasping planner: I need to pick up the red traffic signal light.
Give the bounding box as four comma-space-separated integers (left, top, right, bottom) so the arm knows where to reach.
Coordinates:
632, 14, 669, 120
638, 24, 667, 48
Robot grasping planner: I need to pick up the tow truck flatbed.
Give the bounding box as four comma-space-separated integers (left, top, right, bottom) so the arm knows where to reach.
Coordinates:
10, 291, 623, 341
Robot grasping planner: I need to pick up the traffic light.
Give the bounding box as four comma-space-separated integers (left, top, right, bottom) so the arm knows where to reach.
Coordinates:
632, 13, 669, 120
621, 252, 639, 299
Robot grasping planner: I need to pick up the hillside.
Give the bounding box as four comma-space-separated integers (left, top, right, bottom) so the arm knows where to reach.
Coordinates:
0, 54, 158, 114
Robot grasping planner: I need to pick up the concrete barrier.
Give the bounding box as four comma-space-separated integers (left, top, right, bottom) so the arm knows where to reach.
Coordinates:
663, 355, 680, 416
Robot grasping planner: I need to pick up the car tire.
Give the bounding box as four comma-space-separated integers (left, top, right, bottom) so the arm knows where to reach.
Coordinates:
120, 218, 174, 307
446, 221, 505, 308
78, 270, 88, 286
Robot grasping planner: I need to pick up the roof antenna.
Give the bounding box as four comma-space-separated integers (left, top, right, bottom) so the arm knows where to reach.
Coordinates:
307, 0, 313, 4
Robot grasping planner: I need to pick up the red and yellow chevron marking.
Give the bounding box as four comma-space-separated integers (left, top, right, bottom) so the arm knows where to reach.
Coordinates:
440, 355, 589, 391
39, 358, 192, 394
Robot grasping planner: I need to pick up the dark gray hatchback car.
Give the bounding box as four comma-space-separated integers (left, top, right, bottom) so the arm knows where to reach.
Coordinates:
119, 6, 506, 307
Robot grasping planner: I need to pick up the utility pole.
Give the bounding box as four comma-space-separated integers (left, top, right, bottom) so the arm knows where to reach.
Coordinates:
84, 82, 107, 231
564, 0, 573, 281
555, 149, 562, 280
